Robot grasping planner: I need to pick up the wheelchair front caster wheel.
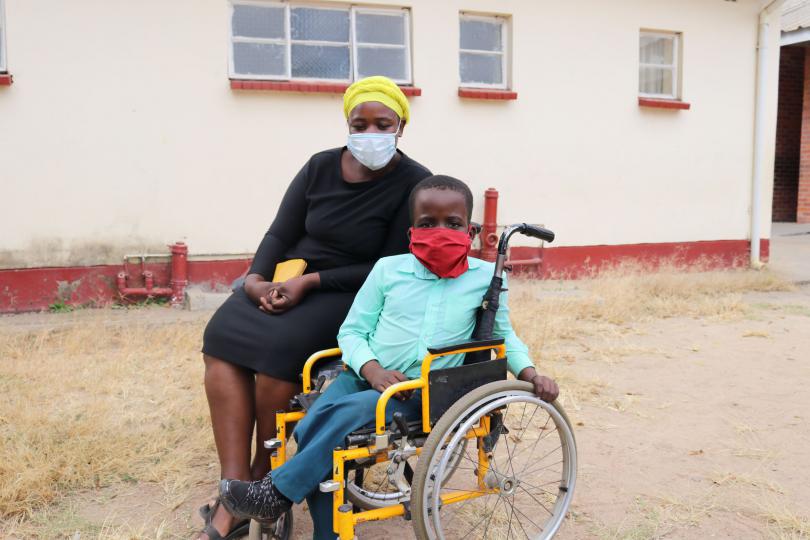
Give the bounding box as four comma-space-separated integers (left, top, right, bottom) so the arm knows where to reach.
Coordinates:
246, 509, 293, 540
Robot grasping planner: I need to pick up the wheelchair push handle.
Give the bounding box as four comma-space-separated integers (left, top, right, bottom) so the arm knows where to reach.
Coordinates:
496, 223, 555, 255
520, 224, 555, 243
490, 223, 555, 279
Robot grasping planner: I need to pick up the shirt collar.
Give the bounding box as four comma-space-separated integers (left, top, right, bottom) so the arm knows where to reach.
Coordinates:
397, 253, 483, 280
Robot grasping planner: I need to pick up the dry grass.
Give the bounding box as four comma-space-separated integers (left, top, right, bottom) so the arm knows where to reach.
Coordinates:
761, 505, 810, 539
0, 265, 795, 538
0, 312, 212, 537
509, 264, 791, 407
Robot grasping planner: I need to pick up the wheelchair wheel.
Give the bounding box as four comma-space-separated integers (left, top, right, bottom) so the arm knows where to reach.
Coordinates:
346, 439, 468, 510
246, 509, 293, 540
411, 381, 577, 540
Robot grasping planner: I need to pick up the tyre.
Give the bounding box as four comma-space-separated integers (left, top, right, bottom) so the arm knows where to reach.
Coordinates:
246, 509, 293, 540
411, 381, 577, 540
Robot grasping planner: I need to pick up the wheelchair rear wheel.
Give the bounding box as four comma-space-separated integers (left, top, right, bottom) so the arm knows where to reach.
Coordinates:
411, 381, 577, 540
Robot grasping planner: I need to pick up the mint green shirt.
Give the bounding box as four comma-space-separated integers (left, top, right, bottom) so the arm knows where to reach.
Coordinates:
337, 253, 533, 380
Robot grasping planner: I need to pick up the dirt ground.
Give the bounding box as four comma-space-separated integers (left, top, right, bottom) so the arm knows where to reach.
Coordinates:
1, 277, 809, 539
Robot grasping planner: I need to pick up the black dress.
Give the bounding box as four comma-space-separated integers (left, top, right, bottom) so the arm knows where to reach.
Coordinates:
202, 148, 431, 382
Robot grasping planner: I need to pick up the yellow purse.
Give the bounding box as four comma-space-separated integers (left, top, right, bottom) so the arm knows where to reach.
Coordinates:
272, 259, 307, 282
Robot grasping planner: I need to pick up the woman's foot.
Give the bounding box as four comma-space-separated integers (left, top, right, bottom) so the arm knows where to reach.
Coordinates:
194, 499, 246, 540
219, 476, 292, 522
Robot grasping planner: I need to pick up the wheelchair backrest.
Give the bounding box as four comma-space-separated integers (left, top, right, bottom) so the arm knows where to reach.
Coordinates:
427, 357, 507, 426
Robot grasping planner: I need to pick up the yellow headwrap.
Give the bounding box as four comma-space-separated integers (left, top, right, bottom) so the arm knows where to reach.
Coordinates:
343, 76, 410, 124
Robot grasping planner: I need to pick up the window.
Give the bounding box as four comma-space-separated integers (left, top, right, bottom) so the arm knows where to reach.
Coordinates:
229, 1, 412, 84
639, 31, 681, 99
0, 0, 7, 73
459, 14, 508, 89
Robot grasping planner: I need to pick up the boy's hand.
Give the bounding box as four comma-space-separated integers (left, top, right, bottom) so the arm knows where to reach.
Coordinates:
518, 367, 559, 402
360, 361, 413, 400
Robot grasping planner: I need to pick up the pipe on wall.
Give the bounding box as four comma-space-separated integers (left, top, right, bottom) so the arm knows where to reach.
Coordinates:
751, 0, 785, 266
116, 242, 188, 305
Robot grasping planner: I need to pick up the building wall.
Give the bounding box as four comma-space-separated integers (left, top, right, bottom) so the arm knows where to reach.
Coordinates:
773, 46, 806, 222
0, 0, 780, 269
800, 47, 810, 223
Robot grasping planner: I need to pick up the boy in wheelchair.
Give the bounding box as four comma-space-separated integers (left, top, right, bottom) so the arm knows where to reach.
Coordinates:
220, 175, 559, 538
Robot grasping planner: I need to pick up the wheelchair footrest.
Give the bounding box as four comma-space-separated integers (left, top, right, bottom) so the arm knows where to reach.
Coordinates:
344, 419, 425, 448
290, 391, 321, 411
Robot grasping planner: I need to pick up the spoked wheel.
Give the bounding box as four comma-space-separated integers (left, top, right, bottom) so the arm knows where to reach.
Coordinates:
412, 381, 577, 540
246, 509, 293, 540
346, 439, 468, 510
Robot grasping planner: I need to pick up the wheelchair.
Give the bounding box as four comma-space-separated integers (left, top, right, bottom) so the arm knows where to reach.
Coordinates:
249, 224, 577, 539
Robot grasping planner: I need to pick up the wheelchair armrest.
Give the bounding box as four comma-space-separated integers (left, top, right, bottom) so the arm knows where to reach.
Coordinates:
374, 379, 426, 440
427, 338, 505, 355
300, 348, 342, 393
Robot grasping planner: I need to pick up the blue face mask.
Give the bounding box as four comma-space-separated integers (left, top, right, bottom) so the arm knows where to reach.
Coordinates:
347, 122, 400, 171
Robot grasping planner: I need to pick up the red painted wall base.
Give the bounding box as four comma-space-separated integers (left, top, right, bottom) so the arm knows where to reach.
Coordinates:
0, 239, 769, 313
0, 259, 251, 313
509, 239, 769, 278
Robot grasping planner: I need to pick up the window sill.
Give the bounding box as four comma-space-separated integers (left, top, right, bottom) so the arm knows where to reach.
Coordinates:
230, 79, 422, 96
0, 74, 13, 86
638, 97, 690, 110
458, 88, 517, 100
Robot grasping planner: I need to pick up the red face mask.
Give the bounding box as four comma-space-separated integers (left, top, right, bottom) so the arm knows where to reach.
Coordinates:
408, 227, 472, 278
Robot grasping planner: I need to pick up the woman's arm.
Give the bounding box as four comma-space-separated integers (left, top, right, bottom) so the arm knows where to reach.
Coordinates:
244, 161, 311, 305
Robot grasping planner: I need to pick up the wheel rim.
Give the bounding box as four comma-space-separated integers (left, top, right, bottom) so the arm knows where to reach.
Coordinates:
424, 391, 576, 540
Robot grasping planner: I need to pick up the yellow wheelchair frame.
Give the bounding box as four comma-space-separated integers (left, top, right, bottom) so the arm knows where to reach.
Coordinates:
269, 341, 507, 539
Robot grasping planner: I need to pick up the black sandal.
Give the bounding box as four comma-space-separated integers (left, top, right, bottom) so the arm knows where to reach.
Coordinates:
198, 498, 250, 540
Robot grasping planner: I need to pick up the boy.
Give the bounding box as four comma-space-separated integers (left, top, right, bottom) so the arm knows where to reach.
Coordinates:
220, 175, 559, 538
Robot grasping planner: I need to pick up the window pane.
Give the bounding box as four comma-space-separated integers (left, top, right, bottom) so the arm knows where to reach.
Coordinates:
640, 35, 674, 66
291, 44, 350, 79
357, 46, 407, 81
291, 7, 349, 42
460, 52, 503, 85
460, 19, 502, 52
233, 42, 287, 76
232, 5, 285, 39
355, 13, 405, 45
639, 66, 673, 95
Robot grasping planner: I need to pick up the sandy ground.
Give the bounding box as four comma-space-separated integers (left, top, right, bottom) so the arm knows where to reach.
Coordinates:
2, 284, 809, 539
325, 286, 810, 539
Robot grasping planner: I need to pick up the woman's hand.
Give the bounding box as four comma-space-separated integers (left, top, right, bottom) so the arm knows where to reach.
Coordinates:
263, 273, 321, 314
244, 274, 279, 306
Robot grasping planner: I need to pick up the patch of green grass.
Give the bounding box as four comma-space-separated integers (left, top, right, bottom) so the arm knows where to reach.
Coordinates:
112, 296, 170, 310
48, 300, 74, 313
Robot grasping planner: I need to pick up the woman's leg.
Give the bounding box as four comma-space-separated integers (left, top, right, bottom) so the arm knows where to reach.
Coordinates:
252, 374, 301, 480
200, 354, 256, 539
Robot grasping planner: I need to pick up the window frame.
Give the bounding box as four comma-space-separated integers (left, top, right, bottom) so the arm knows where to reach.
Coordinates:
638, 30, 681, 100
351, 7, 412, 84
0, 0, 7, 73
458, 12, 509, 90
228, 0, 412, 85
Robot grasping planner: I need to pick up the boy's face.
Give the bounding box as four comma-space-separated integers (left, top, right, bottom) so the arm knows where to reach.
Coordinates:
412, 188, 471, 234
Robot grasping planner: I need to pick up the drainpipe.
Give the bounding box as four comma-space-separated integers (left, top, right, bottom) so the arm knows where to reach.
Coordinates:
751, 0, 785, 267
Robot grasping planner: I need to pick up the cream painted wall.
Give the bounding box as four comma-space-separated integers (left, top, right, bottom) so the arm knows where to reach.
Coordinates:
0, 0, 780, 267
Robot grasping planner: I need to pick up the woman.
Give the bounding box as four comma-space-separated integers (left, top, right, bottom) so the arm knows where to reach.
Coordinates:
197, 76, 431, 540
